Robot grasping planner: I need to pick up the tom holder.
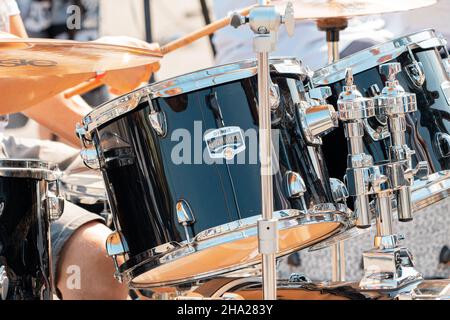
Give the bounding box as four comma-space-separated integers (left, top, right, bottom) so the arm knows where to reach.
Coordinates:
336, 63, 428, 290
358, 62, 429, 290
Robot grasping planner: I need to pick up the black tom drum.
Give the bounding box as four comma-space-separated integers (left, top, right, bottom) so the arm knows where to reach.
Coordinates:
79, 58, 352, 288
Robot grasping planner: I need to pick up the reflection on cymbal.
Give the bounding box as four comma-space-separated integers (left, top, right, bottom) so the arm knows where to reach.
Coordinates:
0, 37, 162, 113
274, 0, 437, 20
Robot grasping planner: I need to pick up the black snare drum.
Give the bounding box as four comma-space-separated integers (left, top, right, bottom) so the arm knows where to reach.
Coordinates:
79, 58, 351, 288
313, 29, 450, 180
0, 159, 63, 300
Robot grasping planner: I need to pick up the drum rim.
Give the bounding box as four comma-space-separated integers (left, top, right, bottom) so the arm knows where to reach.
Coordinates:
118, 204, 354, 288
79, 57, 309, 137
309, 171, 450, 251
201, 278, 450, 300
313, 29, 445, 86
0, 158, 60, 180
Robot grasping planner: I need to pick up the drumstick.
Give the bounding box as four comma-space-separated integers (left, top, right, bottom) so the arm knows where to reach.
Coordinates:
64, 6, 252, 99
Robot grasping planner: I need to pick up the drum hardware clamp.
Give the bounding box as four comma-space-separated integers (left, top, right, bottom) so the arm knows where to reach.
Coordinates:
404, 46, 426, 88
106, 231, 130, 283
329, 178, 349, 204
75, 124, 100, 169
288, 272, 312, 284
45, 179, 65, 222
176, 200, 196, 243
363, 84, 391, 142
337, 67, 376, 229
299, 86, 339, 146
284, 171, 307, 209
269, 79, 281, 111
230, 0, 295, 300
435, 133, 450, 158
146, 93, 168, 137
357, 62, 429, 290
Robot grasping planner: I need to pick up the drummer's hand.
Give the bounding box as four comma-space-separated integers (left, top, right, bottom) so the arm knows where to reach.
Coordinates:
93, 36, 161, 95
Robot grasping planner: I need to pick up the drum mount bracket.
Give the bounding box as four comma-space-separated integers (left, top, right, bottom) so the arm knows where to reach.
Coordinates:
337, 63, 427, 291
257, 219, 279, 255
358, 63, 428, 290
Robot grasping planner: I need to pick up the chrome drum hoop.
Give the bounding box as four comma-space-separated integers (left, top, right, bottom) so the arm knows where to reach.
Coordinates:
79, 57, 309, 139
309, 171, 450, 251
313, 29, 446, 86
0, 159, 60, 181
118, 204, 352, 288
192, 278, 450, 300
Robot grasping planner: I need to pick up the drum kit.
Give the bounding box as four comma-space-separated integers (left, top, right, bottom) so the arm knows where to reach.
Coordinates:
1, 0, 449, 300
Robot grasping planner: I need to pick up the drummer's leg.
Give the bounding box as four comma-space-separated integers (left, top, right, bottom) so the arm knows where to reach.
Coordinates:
52, 201, 128, 300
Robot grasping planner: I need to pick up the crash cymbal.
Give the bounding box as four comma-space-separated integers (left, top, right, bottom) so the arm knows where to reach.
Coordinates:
0, 37, 162, 77
0, 36, 161, 114
274, 0, 437, 20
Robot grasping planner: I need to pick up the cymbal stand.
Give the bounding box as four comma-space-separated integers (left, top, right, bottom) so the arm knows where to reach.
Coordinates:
317, 17, 348, 283
230, 0, 295, 300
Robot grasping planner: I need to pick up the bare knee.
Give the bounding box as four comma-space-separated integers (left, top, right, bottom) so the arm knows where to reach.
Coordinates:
55, 221, 128, 300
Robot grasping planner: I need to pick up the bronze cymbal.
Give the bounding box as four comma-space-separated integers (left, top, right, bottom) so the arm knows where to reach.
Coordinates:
274, 0, 437, 20
0, 37, 162, 77
0, 36, 162, 113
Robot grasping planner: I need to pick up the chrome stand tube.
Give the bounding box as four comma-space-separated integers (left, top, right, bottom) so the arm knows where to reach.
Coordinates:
331, 242, 345, 282
230, 1, 295, 300
257, 49, 277, 300
375, 192, 394, 241
328, 41, 339, 64
328, 35, 345, 283
334, 68, 376, 282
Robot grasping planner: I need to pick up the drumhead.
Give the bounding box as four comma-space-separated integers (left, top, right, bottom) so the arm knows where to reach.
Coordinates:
313, 29, 445, 85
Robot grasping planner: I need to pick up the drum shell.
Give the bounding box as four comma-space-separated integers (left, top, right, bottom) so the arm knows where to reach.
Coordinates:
0, 176, 52, 300
90, 67, 338, 283
318, 45, 450, 180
